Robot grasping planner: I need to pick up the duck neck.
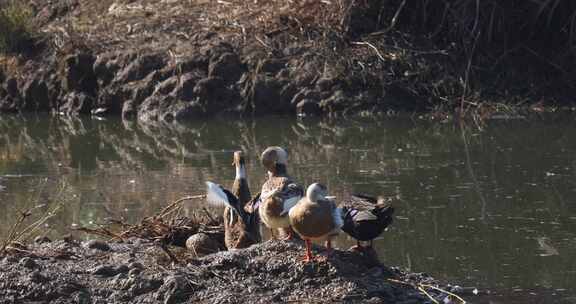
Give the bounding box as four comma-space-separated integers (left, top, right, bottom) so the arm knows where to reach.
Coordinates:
232, 164, 251, 206
306, 190, 321, 203
272, 163, 287, 176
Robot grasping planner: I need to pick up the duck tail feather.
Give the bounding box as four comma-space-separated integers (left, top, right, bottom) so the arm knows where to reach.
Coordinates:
376, 205, 395, 226
377, 205, 395, 217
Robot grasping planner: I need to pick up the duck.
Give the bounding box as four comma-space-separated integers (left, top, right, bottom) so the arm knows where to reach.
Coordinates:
205, 151, 260, 249
340, 193, 394, 251
289, 183, 343, 262
258, 146, 304, 240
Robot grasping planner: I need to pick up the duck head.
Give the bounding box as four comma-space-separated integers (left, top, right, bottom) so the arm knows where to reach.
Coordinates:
306, 183, 328, 202
233, 151, 247, 179
261, 146, 288, 175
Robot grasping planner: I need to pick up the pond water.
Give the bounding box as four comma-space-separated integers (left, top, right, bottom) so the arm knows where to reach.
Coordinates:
1, 114, 575, 303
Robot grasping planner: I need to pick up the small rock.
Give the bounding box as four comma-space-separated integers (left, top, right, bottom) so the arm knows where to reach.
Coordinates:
84, 240, 111, 251
128, 268, 142, 277
156, 275, 195, 304
2, 256, 18, 264
185, 233, 221, 256
129, 277, 163, 296
128, 262, 144, 269
34, 236, 52, 244
28, 271, 48, 283
72, 290, 92, 304
20, 257, 38, 269
116, 265, 130, 274
91, 265, 118, 277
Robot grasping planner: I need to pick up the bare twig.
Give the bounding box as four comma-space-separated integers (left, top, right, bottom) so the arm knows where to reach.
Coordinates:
351, 41, 386, 62
158, 195, 206, 219
418, 286, 439, 304
388, 278, 467, 304
420, 283, 467, 304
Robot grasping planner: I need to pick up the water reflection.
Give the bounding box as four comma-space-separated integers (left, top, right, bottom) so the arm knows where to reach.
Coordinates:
1, 114, 576, 303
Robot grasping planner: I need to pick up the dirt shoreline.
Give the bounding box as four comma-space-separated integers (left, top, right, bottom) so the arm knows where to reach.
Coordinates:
0, 238, 473, 304
1, 0, 572, 122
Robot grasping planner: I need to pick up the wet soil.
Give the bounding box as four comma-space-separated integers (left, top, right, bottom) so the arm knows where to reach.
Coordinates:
0, 238, 468, 304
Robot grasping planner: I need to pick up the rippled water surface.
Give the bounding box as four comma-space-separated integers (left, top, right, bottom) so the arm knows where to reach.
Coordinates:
1, 114, 576, 303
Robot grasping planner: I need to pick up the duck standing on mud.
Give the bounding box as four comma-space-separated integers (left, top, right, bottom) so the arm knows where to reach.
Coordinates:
340, 193, 394, 251
289, 183, 343, 262
205, 151, 260, 249
258, 146, 303, 240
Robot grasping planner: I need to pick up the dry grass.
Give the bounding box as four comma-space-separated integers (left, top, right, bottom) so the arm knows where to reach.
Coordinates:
74, 194, 222, 247
0, 0, 35, 54
0, 179, 70, 256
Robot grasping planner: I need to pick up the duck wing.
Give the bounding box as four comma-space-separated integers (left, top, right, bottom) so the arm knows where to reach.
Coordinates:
346, 193, 379, 210
244, 192, 261, 214
279, 182, 304, 216
205, 181, 242, 215
341, 193, 395, 240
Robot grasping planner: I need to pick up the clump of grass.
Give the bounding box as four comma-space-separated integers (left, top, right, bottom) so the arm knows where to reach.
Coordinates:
0, 179, 69, 256
0, 1, 35, 54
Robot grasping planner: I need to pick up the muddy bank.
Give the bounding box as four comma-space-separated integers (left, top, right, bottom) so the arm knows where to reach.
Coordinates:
0, 238, 472, 303
1, 0, 573, 121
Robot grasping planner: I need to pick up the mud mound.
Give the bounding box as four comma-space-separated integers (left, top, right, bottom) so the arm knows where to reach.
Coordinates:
0, 238, 464, 303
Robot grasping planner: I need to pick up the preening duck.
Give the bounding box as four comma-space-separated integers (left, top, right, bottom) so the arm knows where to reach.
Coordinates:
258, 146, 303, 240
340, 193, 394, 251
205, 151, 260, 249
289, 183, 343, 262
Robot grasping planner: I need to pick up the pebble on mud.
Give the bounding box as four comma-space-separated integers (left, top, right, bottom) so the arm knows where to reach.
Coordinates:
28, 271, 48, 283
185, 233, 221, 256
20, 257, 38, 269
34, 236, 52, 244
91, 265, 121, 277
84, 240, 111, 251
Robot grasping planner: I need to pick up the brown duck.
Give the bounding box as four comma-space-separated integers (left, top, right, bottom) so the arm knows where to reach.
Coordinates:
258, 146, 303, 240
289, 183, 343, 262
205, 151, 260, 249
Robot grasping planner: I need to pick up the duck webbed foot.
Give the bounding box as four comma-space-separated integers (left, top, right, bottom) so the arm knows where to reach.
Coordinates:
315, 239, 334, 261
281, 228, 293, 241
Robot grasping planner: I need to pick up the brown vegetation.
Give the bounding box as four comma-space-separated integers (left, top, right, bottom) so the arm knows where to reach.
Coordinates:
0, 0, 575, 117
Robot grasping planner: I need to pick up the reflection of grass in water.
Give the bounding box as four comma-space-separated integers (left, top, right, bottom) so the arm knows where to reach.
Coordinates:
0, 178, 74, 254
